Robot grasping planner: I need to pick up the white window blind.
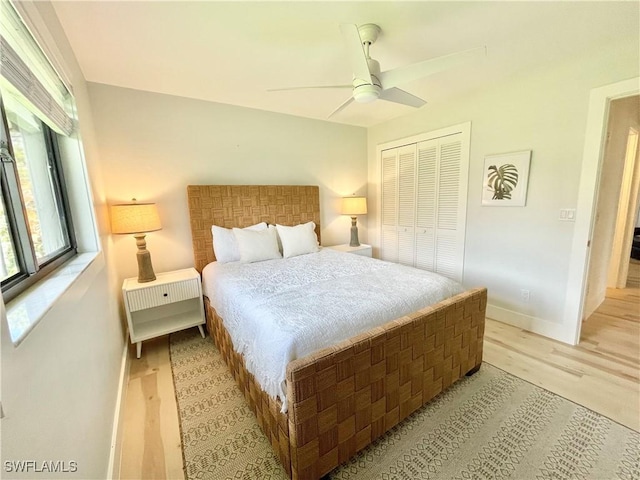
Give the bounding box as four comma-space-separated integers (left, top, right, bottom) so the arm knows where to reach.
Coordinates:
0, 0, 73, 135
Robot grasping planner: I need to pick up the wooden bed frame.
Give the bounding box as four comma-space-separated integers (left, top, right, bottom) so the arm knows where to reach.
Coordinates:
187, 185, 487, 479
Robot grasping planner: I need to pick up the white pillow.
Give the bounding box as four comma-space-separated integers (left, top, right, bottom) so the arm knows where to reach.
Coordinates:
276, 222, 320, 258
211, 222, 266, 263
233, 225, 282, 263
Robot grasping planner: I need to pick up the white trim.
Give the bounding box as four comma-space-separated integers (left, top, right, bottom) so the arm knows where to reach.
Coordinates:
375, 122, 472, 153
106, 343, 131, 480
487, 304, 574, 344
6, 252, 102, 345
564, 77, 640, 345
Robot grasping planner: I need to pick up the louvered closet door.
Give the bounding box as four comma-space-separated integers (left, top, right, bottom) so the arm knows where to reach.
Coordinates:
415, 139, 437, 271
397, 145, 416, 266
433, 134, 464, 281
381, 149, 399, 262
380, 129, 467, 282
436, 135, 466, 281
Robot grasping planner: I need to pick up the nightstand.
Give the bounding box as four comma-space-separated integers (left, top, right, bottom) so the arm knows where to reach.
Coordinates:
122, 267, 206, 358
325, 243, 373, 257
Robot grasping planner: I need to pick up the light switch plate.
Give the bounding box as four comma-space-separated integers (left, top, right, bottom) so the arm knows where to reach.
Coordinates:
559, 208, 576, 221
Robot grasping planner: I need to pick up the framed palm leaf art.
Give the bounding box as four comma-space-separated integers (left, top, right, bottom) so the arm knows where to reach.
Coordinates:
482, 150, 531, 206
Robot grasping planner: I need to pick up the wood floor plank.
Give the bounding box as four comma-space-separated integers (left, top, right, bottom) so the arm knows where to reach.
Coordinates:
119, 337, 185, 480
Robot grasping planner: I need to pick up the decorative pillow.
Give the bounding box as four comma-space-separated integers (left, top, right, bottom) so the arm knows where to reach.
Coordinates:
233, 225, 282, 263
276, 222, 320, 259
211, 222, 266, 263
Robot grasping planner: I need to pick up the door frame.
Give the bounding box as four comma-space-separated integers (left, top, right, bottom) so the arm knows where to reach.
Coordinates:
563, 77, 640, 345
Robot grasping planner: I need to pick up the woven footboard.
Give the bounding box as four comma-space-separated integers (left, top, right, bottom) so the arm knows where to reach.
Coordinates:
205, 287, 487, 479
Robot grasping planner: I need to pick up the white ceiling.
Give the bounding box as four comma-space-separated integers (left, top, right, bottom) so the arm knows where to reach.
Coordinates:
52, 1, 639, 128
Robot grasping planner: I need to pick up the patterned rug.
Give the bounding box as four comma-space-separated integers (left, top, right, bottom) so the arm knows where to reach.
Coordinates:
170, 329, 640, 480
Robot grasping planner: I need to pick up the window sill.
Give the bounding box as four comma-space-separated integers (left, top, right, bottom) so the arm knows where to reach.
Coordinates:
6, 251, 103, 346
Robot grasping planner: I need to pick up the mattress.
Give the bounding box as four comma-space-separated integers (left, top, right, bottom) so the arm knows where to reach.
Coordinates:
202, 248, 464, 411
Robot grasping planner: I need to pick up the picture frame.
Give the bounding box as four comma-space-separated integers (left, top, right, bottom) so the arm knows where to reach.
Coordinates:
481, 150, 531, 206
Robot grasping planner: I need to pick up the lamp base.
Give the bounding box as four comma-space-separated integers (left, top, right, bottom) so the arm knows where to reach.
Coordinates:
349, 216, 360, 247
134, 234, 156, 283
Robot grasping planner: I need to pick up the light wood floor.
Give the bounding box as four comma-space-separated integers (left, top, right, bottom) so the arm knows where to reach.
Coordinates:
119, 336, 185, 480
484, 287, 639, 432
118, 288, 640, 479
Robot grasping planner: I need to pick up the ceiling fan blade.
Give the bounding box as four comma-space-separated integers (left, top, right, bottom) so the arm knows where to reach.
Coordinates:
328, 96, 355, 118
379, 87, 426, 108
380, 46, 486, 89
339, 24, 372, 84
268, 85, 351, 92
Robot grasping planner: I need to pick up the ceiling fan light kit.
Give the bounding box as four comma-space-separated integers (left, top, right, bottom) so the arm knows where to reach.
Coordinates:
272, 22, 485, 118
354, 83, 381, 103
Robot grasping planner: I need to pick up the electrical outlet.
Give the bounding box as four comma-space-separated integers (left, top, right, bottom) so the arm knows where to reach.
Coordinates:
521, 289, 530, 303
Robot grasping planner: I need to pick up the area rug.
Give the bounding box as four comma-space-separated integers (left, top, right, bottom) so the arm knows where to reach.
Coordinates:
170, 329, 640, 480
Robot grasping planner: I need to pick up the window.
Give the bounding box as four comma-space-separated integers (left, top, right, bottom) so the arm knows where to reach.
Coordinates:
0, 94, 76, 300
0, 0, 76, 301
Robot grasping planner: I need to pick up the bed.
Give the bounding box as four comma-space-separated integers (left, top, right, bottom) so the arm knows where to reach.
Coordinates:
187, 185, 487, 480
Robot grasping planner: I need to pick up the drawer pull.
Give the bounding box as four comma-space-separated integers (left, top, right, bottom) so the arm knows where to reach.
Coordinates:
163, 293, 168, 297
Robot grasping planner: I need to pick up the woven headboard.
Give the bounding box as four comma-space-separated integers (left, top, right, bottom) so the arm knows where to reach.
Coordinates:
187, 185, 321, 272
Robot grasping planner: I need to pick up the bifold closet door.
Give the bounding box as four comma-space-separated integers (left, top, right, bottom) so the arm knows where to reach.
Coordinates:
382, 144, 417, 266
381, 148, 399, 263
415, 139, 437, 272
397, 145, 416, 266
415, 135, 465, 281
381, 132, 467, 283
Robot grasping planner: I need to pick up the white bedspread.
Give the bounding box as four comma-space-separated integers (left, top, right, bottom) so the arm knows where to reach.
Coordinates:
202, 248, 464, 412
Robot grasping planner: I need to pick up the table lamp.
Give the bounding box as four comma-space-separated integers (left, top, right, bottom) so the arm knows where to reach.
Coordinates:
110, 201, 161, 283
341, 196, 367, 247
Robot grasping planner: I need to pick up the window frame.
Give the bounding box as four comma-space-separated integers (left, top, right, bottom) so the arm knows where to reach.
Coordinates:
0, 95, 77, 302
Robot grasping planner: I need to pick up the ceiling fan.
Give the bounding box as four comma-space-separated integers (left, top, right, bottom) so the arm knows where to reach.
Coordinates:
270, 23, 486, 118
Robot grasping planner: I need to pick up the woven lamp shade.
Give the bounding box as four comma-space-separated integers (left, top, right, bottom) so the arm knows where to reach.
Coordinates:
341, 196, 367, 216
110, 203, 161, 234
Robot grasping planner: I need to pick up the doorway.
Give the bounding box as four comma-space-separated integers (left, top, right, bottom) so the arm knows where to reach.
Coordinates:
564, 77, 639, 346
583, 96, 640, 319
607, 126, 639, 289
579, 95, 639, 373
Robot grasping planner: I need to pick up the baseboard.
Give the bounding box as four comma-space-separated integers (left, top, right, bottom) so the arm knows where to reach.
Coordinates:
106, 343, 131, 479
582, 293, 605, 322
486, 303, 576, 345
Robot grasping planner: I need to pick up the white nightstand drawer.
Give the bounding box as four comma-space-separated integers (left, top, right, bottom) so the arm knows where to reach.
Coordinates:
325, 244, 372, 257
126, 278, 200, 311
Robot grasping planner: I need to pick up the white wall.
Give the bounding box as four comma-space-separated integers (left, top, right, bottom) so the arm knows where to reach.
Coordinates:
367, 39, 639, 341
0, 2, 124, 478
86, 83, 367, 282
